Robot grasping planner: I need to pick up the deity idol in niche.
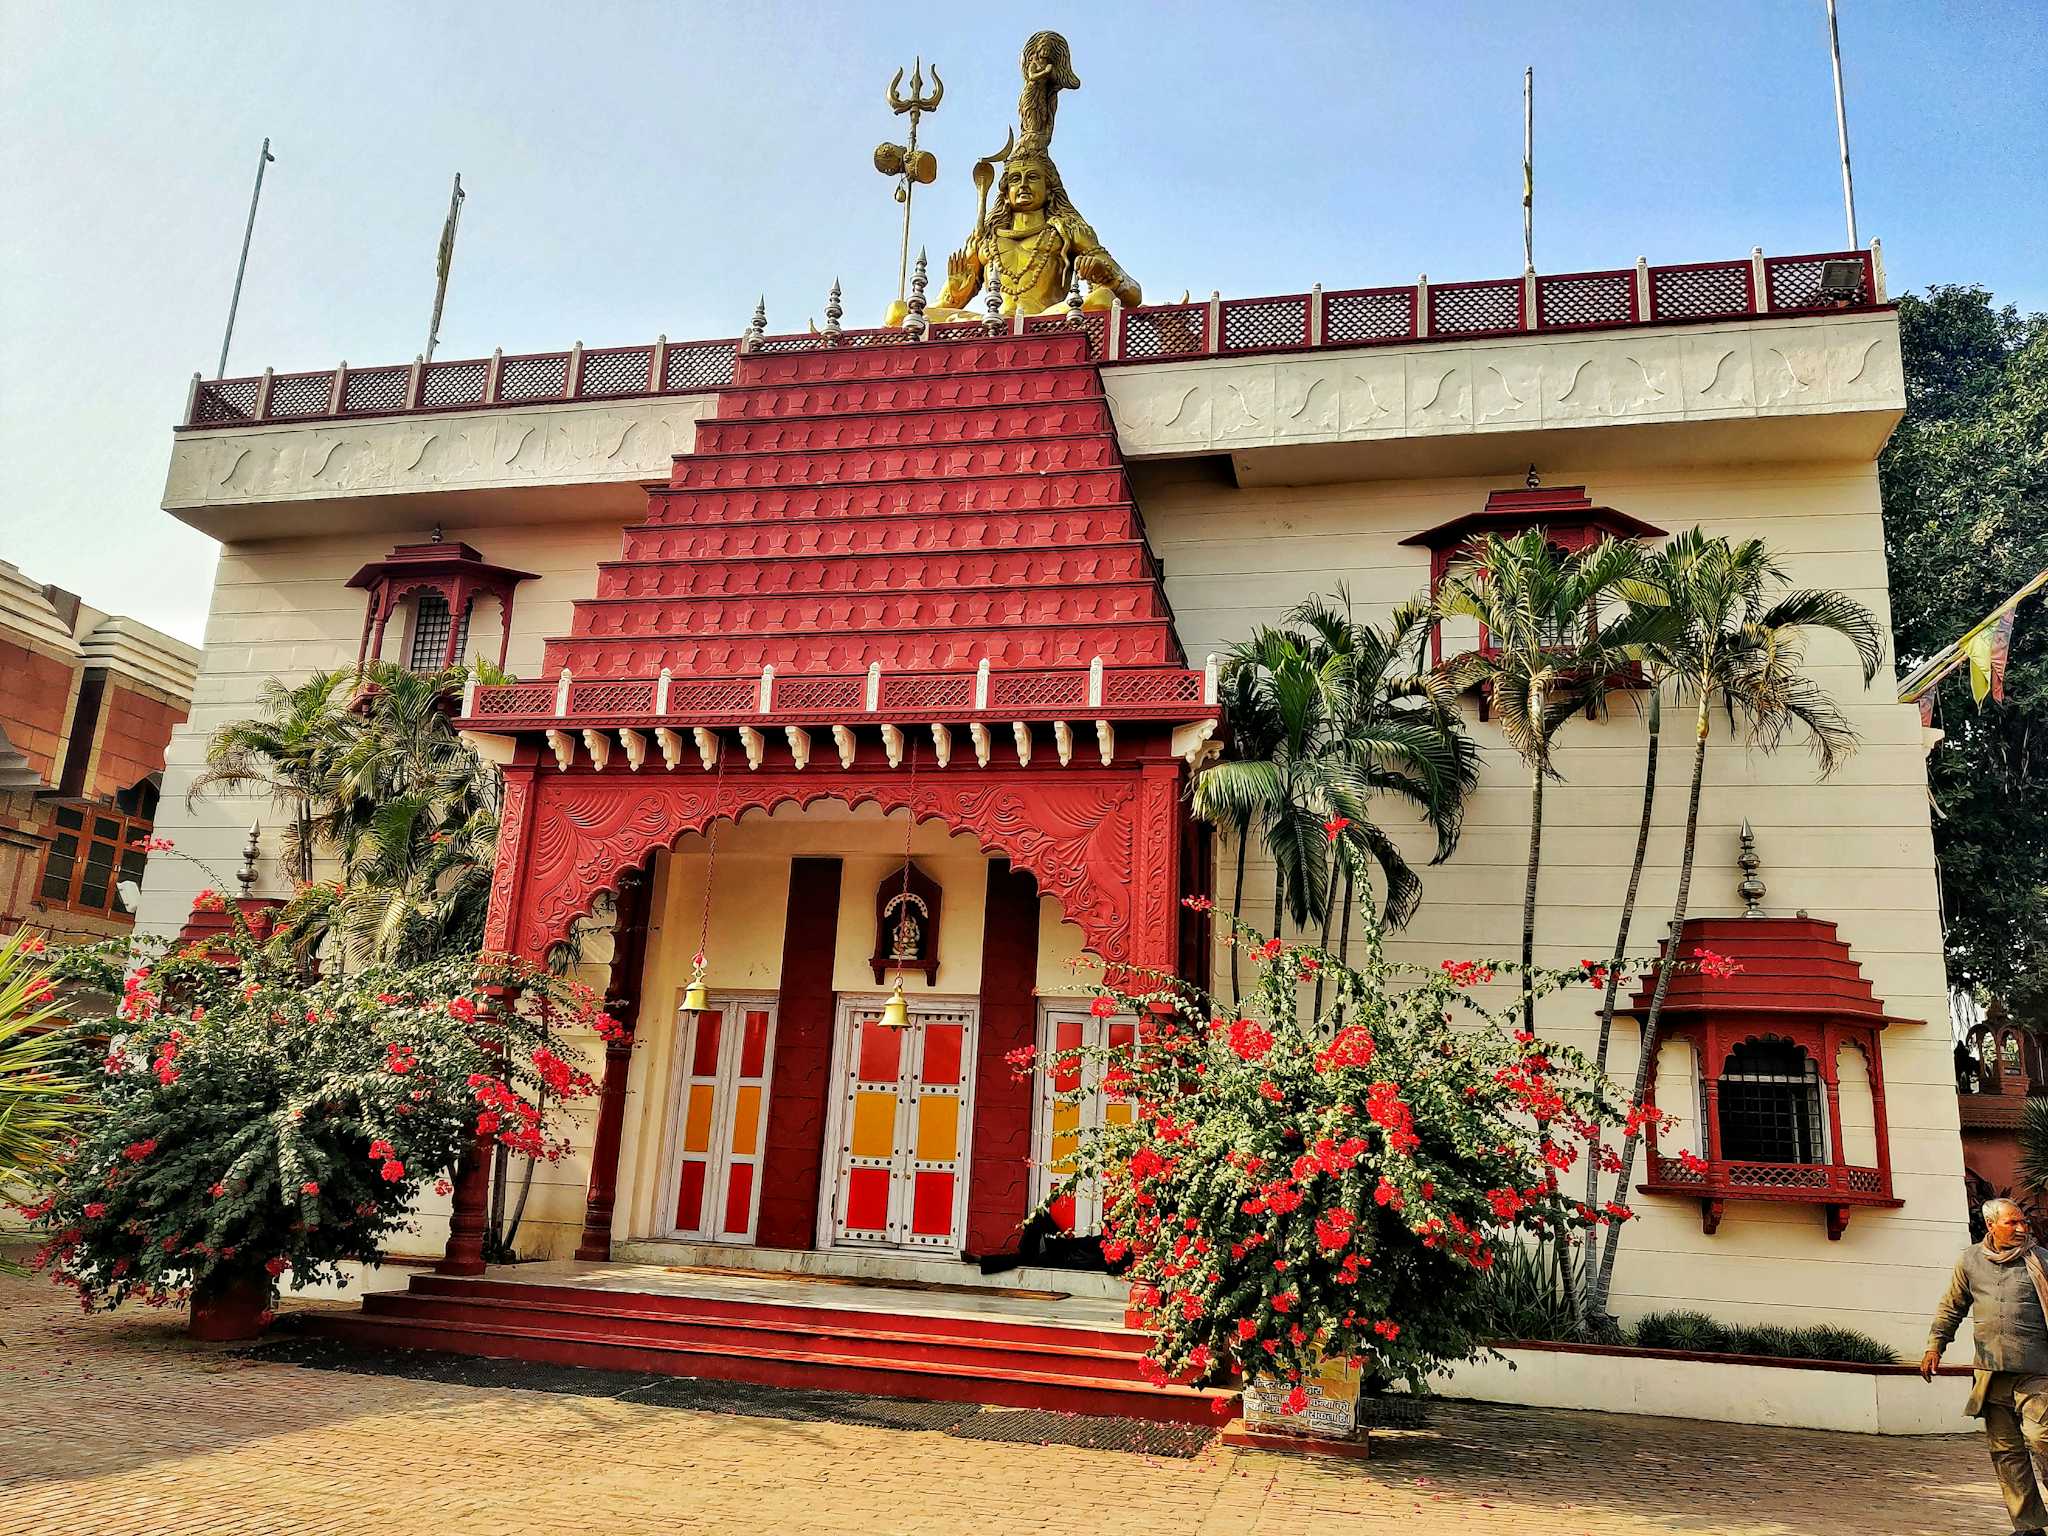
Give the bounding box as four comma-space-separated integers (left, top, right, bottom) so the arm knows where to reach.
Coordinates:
920, 31, 1142, 322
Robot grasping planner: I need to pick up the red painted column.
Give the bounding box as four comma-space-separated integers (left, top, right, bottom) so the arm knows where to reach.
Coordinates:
1130, 757, 1184, 976
967, 859, 1040, 1258
755, 857, 842, 1250
575, 865, 650, 1262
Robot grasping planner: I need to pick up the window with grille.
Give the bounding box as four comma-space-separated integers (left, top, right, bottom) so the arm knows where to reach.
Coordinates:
39, 803, 151, 920
407, 591, 472, 670
1717, 1039, 1826, 1164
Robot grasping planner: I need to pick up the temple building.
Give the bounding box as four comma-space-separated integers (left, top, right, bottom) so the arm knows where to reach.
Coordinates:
137, 35, 1962, 1421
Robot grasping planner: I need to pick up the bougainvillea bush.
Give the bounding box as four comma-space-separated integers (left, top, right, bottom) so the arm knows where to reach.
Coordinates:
24, 928, 618, 1319
1038, 903, 1661, 1414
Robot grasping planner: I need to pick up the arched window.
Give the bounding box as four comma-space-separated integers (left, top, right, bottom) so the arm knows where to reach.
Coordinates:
1718, 1038, 1825, 1165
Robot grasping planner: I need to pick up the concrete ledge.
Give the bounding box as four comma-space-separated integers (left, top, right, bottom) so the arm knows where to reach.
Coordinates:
1430, 1339, 1974, 1435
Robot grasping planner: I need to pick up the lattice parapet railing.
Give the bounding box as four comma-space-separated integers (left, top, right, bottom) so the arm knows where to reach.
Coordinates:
184, 245, 1888, 426
459, 665, 1217, 731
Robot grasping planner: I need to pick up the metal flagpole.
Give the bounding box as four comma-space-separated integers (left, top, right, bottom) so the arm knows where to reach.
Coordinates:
1522, 68, 1534, 272
426, 172, 466, 363
218, 137, 275, 379
1826, 0, 1858, 248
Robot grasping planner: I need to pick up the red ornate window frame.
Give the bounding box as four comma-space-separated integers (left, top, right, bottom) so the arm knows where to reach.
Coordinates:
1398, 484, 1667, 670
346, 540, 536, 672
1634, 916, 1904, 1240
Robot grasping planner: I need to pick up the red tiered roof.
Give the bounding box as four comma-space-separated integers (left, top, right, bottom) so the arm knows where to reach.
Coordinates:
503, 330, 1194, 715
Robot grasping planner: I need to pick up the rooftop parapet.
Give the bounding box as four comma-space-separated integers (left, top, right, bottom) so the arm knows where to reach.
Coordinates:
180, 245, 1884, 431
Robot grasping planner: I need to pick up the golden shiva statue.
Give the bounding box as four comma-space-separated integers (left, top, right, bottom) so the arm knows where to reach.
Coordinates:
895, 31, 1142, 324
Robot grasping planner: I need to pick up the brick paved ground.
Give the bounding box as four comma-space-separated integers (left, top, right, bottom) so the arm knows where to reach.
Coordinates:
0, 1269, 2008, 1536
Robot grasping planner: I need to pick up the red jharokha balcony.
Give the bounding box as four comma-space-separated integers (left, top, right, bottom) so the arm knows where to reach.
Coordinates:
1631, 916, 1907, 1241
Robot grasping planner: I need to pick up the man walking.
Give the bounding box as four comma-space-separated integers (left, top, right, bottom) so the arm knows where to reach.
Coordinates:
1927, 1198, 2048, 1533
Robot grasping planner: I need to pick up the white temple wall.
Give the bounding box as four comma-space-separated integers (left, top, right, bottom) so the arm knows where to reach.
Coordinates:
1137, 455, 1963, 1355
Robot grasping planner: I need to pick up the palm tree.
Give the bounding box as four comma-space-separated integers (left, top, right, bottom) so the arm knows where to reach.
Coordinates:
1209, 663, 1285, 1008
195, 662, 501, 967
1192, 592, 1478, 1011
187, 670, 355, 882
1434, 531, 1669, 1036
1286, 590, 1479, 1005
1584, 532, 1884, 1320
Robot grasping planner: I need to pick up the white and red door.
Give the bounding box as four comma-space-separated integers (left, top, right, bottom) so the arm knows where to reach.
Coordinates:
823, 995, 978, 1253
1031, 1005, 1136, 1235
666, 995, 777, 1243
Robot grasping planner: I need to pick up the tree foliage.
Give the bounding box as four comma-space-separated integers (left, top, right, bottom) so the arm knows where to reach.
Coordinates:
23, 928, 616, 1316
1881, 286, 2048, 1024
1046, 900, 1636, 1407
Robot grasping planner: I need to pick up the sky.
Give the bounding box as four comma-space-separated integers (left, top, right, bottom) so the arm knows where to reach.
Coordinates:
2, 0, 2043, 645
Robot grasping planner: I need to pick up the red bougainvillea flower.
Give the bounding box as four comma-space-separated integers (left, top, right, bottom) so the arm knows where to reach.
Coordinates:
1255, 937, 1285, 962
122, 1139, 157, 1162
379, 1159, 406, 1183
447, 995, 480, 1024
1283, 1384, 1309, 1414
82, 1202, 106, 1219
1314, 1025, 1376, 1072
434, 1178, 452, 1197
1676, 1148, 1710, 1175
265, 1257, 288, 1277
1439, 959, 1495, 988
1322, 816, 1350, 842
1181, 894, 1214, 912
1089, 995, 1118, 1019
1003, 1044, 1036, 1073
1580, 959, 1612, 988
1226, 1018, 1275, 1061
299, 1181, 320, 1196
209, 1183, 227, 1199
1693, 946, 1742, 980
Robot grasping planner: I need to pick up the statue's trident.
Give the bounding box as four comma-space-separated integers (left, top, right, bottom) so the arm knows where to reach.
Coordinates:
875, 58, 943, 304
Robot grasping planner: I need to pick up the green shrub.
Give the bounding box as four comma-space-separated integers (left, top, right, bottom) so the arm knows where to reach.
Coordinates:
1632, 1310, 1730, 1352
1630, 1311, 1897, 1365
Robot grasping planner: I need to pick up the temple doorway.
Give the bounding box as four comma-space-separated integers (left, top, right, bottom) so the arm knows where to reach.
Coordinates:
819, 994, 979, 1254
662, 993, 778, 1244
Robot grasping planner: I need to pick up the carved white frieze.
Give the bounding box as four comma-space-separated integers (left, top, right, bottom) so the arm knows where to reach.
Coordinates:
164, 395, 716, 512
1100, 312, 1902, 458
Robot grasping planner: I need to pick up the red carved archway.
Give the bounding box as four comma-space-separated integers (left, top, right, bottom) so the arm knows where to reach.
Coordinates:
483, 747, 1184, 978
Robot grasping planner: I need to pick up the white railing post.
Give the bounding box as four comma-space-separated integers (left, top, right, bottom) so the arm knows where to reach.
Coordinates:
1107, 298, 1124, 362
486, 347, 504, 403
758, 665, 775, 714
1203, 654, 1219, 707
254, 367, 275, 420
406, 355, 425, 409
1869, 238, 1887, 302
650, 334, 668, 392
655, 666, 672, 716
1207, 290, 1223, 354
866, 661, 882, 712
555, 668, 573, 717
328, 362, 348, 415
566, 341, 585, 399
1750, 247, 1768, 313
1308, 284, 1323, 347
1523, 272, 1538, 331
184, 372, 203, 426
1634, 257, 1651, 322
1416, 274, 1430, 338
1087, 656, 1104, 709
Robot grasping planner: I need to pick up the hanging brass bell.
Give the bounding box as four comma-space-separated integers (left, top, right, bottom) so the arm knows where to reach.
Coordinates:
878, 977, 911, 1030
682, 957, 711, 1015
